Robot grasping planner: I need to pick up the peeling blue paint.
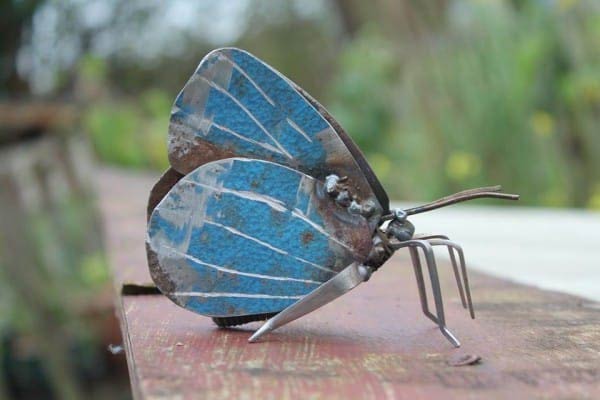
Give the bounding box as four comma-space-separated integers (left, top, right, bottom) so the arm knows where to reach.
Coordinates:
171, 48, 331, 173
147, 159, 364, 317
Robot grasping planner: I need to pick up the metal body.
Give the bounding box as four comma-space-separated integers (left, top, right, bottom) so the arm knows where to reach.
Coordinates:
146, 47, 519, 347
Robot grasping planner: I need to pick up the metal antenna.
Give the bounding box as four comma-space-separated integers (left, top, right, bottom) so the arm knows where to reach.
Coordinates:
403, 186, 519, 216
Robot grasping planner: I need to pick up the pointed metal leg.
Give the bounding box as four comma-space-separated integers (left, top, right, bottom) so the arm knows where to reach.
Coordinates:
248, 262, 370, 342
409, 247, 438, 324
426, 239, 474, 319
446, 246, 467, 309
456, 244, 474, 319
417, 241, 460, 347
413, 234, 467, 309
394, 240, 461, 347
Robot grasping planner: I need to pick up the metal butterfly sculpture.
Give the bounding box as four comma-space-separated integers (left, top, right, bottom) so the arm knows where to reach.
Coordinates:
146, 48, 519, 347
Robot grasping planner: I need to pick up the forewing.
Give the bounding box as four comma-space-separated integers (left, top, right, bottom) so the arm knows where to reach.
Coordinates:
147, 158, 372, 317
168, 47, 388, 218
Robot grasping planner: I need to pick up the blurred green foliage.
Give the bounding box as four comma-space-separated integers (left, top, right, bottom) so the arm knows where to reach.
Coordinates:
74, 0, 600, 209
0, 147, 113, 398
327, 1, 600, 208
83, 53, 170, 171
84, 94, 170, 171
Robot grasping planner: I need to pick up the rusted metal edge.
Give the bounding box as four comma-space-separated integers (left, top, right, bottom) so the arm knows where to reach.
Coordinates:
293, 85, 390, 213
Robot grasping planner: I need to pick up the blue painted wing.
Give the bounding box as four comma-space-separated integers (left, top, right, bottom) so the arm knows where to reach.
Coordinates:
147, 158, 372, 317
167, 47, 387, 218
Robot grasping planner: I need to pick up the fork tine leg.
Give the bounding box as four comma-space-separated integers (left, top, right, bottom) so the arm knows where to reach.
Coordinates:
392, 239, 462, 347
426, 238, 475, 319
409, 247, 438, 324
447, 245, 467, 309
454, 244, 475, 319
414, 240, 461, 348
413, 234, 467, 309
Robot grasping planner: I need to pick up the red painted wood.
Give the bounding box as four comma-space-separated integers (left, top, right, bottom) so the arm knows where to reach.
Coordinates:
118, 260, 600, 399
99, 169, 600, 399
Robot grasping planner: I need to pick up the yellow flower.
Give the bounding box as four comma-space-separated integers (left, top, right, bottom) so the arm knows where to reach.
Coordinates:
369, 153, 392, 181
446, 151, 481, 181
530, 111, 555, 137
588, 184, 600, 210
470, 0, 502, 4
558, 0, 578, 12
541, 189, 567, 208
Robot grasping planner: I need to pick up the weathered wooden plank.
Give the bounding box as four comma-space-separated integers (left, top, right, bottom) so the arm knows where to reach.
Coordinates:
99, 169, 600, 399
118, 258, 600, 399
0, 102, 77, 144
